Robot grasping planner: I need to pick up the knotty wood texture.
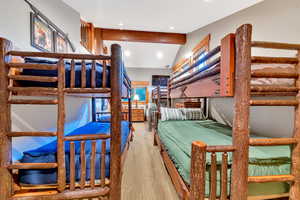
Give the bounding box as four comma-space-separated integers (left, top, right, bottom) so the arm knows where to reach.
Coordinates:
57, 59, 66, 192
220, 34, 235, 96
110, 44, 123, 200
290, 50, 300, 199
231, 24, 252, 200
0, 37, 13, 200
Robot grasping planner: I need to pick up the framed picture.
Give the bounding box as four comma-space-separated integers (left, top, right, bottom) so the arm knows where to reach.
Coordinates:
54, 32, 68, 53
30, 13, 54, 52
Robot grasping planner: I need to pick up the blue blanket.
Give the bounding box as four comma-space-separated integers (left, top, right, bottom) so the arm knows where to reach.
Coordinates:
19, 121, 130, 185
19, 58, 111, 88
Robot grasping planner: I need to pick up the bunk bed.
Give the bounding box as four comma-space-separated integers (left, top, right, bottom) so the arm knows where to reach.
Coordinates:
154, 24, 300, 200
0, 37, 132, 200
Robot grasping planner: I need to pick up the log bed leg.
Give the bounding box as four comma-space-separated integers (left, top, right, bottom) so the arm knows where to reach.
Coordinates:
57, 59, 66, 192
231, 24, 252, 200
190, 141, 207, 200
290, 50, 300, 200
0, 38, 13, 200
110, 44, 122, 200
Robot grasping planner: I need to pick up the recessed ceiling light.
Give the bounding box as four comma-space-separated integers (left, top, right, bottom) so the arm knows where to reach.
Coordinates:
203, 0, 213, 2
185, 52, 193, 59
157, 51, 163, 59
169, 26, 175, 30
124, 50, 131, 57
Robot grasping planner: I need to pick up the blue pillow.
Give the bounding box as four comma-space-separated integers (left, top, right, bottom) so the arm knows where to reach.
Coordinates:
98, 114, 111, 122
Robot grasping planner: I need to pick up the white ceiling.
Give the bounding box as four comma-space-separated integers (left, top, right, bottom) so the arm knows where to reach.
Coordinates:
104, 41, 180, 69
63, 0, 263, 69
63, 0, 263, 33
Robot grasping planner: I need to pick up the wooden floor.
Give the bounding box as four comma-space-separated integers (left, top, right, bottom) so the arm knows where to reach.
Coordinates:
121, 122, 179, 200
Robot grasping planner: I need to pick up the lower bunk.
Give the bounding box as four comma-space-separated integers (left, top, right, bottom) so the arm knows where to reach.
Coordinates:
154, 119, 291, 200
13, 120, 133, 198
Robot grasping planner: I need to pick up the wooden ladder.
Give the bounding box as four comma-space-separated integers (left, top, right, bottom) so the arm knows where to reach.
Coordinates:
232, 24, 300, 200
6, 60, 67, 193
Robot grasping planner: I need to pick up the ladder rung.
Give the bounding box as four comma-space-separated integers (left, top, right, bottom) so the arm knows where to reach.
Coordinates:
251, 85, 298, 93
6, 63, 58, 70
250, 99, 298, 106
7, 163, 58, 169
250, 138, 297, 146
8, 132, 57, 137
251, 70, 298, 78
252, 41, 300, 50
64, 88, 111, 93
64, 134, 111, 141
9, 99, 58, 105
248, 175, 295, 183
252, 56, 298, 64
8, 87, 58, 94
8, 75, 58, 83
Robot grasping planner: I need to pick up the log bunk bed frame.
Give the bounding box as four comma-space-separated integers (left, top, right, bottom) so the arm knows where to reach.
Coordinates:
0, 37, 132, 200
154, 24, 300, 200
152, 86, 168, 110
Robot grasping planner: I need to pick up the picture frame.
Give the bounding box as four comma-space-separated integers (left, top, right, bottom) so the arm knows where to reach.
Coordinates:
30, 13, 54, 52
54, 32, 69, 53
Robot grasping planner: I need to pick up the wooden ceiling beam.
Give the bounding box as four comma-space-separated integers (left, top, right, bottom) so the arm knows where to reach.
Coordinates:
98, 28, 186, 45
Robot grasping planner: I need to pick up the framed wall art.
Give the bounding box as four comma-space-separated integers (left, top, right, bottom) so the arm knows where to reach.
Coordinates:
30, 13, 54, 52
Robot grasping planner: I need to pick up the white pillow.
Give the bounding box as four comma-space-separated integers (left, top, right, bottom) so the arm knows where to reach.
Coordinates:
160, 107, 186, 121
181, 108, 205, 120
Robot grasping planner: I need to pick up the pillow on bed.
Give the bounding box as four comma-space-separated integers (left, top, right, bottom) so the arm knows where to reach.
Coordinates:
181, 108, 205, 120
160, 107, 186, 121
98, 114, 111, 122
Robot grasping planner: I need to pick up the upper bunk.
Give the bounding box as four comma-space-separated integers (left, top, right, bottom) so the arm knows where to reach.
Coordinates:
168, 24, 300, 99
0, 37, 131, 99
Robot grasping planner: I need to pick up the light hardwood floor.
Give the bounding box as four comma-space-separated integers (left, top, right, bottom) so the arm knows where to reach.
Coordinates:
121, 122, 179, 200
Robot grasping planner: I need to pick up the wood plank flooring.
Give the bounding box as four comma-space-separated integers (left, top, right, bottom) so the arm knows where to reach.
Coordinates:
122, 122, 179, 200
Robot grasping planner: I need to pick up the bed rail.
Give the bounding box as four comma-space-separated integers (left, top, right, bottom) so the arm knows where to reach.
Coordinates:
190, 141, 235, 200
169, 34, 235, 98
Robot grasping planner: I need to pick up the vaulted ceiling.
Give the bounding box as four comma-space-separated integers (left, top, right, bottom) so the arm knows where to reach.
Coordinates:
63, 0, 263, 68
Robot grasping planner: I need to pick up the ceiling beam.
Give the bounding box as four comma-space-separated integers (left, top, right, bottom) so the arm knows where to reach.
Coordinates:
98, 28, 186, 45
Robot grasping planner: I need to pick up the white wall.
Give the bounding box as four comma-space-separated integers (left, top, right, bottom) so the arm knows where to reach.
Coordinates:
0, 0, 92, 160
0, 0, 88, 53
174, 0, 300, 138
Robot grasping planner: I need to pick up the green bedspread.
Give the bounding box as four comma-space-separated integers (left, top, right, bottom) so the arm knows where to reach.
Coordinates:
158, 120, 291, 196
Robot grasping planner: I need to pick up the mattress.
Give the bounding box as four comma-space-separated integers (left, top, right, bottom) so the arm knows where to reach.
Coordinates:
18, 58, 129, 88
158, 120, 291, 196
19, 121, 130, 185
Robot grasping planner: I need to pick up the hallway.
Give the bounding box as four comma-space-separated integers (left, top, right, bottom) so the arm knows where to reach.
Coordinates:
121, 123, 179, 200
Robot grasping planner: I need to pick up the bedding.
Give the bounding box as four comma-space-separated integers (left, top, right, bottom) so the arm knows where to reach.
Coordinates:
18, 58, 129, 88
160, 107, 205, 121
158, 120, 291, 196
97, 114, 111, 122
19, 121, 130, 185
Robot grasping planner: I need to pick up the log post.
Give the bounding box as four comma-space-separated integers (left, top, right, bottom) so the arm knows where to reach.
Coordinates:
128, 89, 132, 130
0, 38, 13, 200
231, 24, 252, 200
290, 50, 300, 199
57, 58, 66, 192
110, 44, 122, 200
190, 141, 207, 200
157, 86, 161, 111
167, 81, 171, 107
